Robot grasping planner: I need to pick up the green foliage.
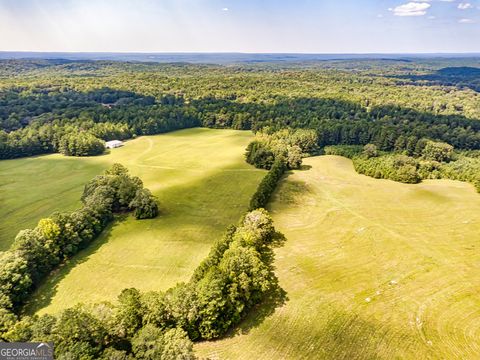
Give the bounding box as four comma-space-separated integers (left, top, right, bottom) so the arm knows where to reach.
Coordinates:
245, 141, 275, 170
132, 325, 194, 360
353, 154, 421, 184
2, 60, 480, 163
129, 189, 159, 220
3, 59, 480, 357
351, 151, 480, 192
0, 86, 198, 160
363, 143, 378, 158
82, 164, 146, 212
134, 209, 279, 343
324, 145, 363, 158
113, 289, 144, 339
30, 314, 57, 342
59, 132, 105, 157
53, 305, 107, 358
422, 140, 454, 162
131, 324, 165, 360
0, 252, 32, 309
246, 129, 318, 170
190, 225, 237, 283
0, 164, 158, 317
286, 145, 303, 169
161, 328, 195, 360
249, 159, 286, 211
0, 309, 17, 340
100, 348, 131, 360
2, 316, 35, 342
0, 164, 278, 357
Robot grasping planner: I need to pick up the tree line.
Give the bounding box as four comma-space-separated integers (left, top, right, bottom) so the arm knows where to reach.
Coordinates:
0, 87, 200, 159
0, 153, 288, 359
2, 63, 480, 161
0, 209, 282, 359
325, 141, 480, 191
0, 164, 158, 314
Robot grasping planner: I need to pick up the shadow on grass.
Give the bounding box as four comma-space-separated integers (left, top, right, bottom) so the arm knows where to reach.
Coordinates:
22, 214, 130, 315
234, 284, 288, 337
222, 171, 309, 338
223, 244, 289, 339
22, 158, 265, 315
299, 164, 312, 171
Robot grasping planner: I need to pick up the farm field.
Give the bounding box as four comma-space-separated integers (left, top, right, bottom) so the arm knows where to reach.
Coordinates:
196, 155, 480, 359
0, 153, 106, 251
0, 128, 264, 314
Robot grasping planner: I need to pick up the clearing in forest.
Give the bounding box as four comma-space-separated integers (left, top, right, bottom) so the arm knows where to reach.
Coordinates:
0, 128, 264, 314
196, 155, 480, 360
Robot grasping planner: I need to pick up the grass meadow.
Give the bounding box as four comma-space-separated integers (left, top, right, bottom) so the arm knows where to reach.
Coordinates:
196, 156, 480, 359
3, 134, 480, 358
0, 128, 265, 314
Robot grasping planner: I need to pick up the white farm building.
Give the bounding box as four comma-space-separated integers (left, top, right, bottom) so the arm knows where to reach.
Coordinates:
105, 140, 124, 149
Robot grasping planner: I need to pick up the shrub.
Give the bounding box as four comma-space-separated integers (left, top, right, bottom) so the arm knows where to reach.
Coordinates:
113, 289, 144, 339
353, 154, 421, 184
132, 325, 194, 360
363, 144, 378, 158
246, 129, 318, 169
129, 189, 159, 219
422, 141, 454, 162
286, 145, 303, 169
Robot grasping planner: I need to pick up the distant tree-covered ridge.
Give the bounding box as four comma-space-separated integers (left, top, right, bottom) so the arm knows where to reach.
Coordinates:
1, 60, 480, 160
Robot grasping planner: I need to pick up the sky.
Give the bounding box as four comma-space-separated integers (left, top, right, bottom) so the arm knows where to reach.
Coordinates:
0, 0, 479, 53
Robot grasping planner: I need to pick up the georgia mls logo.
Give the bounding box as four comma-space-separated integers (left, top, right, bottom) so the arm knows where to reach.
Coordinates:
0, 342, 54, 360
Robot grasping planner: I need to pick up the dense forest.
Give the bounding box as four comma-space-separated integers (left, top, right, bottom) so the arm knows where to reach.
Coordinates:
1, 58, 480, 358
1, 59, 480, 160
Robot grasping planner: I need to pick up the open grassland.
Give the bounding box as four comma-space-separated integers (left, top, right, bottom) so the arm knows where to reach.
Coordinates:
0, 155, 105, 250
196, 155, 480, 359
0, 128, 264, 314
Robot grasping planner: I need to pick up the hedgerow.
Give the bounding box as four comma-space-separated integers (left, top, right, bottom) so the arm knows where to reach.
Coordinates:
0, 161, 285, 359
0, 163, 157, 313
249, 158, 287, 210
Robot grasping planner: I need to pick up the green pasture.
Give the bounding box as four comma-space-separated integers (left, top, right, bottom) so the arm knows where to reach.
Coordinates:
196, 156, 480, 359
0, 128, 264, 314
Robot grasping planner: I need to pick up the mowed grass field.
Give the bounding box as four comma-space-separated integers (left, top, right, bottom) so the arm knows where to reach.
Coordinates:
196, 156, 480, 359
0, 153, 106, 250
0, 128, 265, 314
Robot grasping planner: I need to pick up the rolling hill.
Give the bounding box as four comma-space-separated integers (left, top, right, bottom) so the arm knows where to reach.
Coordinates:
196, 155, 480, 359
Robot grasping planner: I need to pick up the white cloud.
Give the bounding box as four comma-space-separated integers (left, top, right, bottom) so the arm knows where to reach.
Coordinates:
458, 3, 473, 9
459, 18, 475, 23
222, 7, 229, 11
391, 2, 431, 16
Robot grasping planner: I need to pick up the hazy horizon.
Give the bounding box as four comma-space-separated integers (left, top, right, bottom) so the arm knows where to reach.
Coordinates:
1, 0, 479, 53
